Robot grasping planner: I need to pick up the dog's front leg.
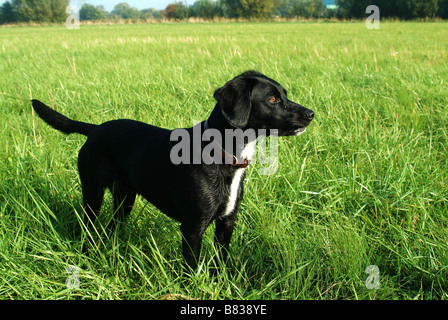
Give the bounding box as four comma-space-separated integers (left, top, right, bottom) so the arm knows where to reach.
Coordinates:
181, 224, 204, 270
214, 214, 236, 263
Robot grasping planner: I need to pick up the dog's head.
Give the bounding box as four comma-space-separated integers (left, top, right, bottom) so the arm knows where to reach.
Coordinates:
214, 71, 314, 136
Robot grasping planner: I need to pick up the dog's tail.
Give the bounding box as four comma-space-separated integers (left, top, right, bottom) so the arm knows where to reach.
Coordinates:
31, 100, 97, 136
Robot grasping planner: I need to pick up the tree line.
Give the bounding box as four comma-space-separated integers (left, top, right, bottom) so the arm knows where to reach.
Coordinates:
1, 0, 448, 24
0, 0, 69, 23
337, 0, 448, 20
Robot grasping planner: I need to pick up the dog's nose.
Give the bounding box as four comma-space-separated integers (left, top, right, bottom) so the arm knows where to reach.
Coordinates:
305, 109, 314, 121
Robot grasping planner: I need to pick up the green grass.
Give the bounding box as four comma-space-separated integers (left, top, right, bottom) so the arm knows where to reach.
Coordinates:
1, 21, 447, 300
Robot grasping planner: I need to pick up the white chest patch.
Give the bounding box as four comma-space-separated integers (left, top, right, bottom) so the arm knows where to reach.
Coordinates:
221, 138, 259, 217
223, 168, 245, 217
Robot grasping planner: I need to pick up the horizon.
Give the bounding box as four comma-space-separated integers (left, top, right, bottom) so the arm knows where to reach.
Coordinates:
68, 0, 176, 11
0, 0, 337, 13
0, 0, 176, 11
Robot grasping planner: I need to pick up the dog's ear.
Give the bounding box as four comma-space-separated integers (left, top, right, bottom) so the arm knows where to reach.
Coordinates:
214, 76, 257, 128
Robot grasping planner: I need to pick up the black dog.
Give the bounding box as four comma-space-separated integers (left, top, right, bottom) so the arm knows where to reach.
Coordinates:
31, 71, 314, 270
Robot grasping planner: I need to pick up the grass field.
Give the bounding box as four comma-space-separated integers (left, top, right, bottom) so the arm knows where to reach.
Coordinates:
1, 21, 447, 300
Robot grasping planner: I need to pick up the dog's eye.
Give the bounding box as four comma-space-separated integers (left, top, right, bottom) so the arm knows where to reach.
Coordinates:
269, 97, 279, 103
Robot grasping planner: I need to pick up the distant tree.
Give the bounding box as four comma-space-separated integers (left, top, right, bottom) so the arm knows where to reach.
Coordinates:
79, 4, 107, 20
112, 2, 129, 16
413, 0, 439, 18
395, 0, 420, 19
220, 0, 240, 17
141, 8, 163, 19
49, 0, 69, 22
0, 1, 16, 23
336, 0, 368, 18
11, 0, 69, 22
14, 0, 50, 22
190, 0, 219, 19
439, 0, 448, 18
241, 0, 275, 18
336, 0, 443, 19
222, 0, 275, 18
112, 2, 140, 19
288, 0, 325, 18
337, 0, 398, 18
275, 0, 293, 17
165, 3, 189, 20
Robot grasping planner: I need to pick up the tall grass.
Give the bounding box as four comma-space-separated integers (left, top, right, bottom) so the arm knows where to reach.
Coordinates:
1, 21, 447, 299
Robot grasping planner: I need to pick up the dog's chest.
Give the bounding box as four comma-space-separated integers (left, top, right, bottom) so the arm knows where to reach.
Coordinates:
220, 140, 257, 217
221, 168, 245, 217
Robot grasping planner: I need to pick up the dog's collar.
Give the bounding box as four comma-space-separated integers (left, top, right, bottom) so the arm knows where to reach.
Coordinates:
203, 120, 251, 169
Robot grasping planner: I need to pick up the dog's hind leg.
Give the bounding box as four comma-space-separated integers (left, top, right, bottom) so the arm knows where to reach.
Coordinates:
77, 145, 107, 233
78, 171, 108, 253
110, 180, 136, 230
81, 184, 104, 229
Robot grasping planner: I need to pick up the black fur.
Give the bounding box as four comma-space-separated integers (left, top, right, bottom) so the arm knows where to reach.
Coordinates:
31, 71, 314, 270
32, 100, 96, 136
